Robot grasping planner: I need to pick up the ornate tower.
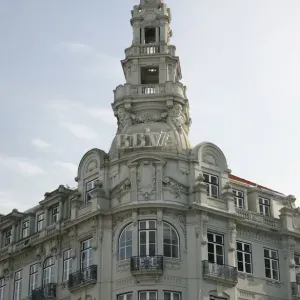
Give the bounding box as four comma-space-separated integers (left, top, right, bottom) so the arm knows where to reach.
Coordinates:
110, 0, 192, 157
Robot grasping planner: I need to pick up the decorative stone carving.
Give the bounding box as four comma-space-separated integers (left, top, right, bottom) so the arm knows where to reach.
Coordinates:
203, 152, 219, 166
201, 212, 209, 245
164, 258, 181, 270
283, 236, 296, 267
137, 161, 156, 201
143, 11, 156, 22
84, 157, 98, 174
116, 260, 130, 272
36, 244, 46, 262
163, 177, 189, 198
69, 226, 77, 259
168, 104, 185, 133
131, 111, 168, 124
228, 219, 237, 251
111, 179, 131, 201
157, 208, 163, 225
237, 228, 280, 245
117, 107, 131, 133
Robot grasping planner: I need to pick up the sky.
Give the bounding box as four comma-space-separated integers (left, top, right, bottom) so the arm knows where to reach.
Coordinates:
0, 0, 300, 214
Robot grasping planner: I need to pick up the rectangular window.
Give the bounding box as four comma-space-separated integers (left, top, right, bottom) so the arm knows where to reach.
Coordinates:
164, 291, 181, 300
139, 220, 157, 257
51, 206, 59, 224
4, 228, 12, 246
259, 197, 270, 216
29, 264, 38, 295
22, 221, 29, 238
203, 173, 219, 198
117, 293, 133, 300
233, 189, 244, 208
81, 238, 93, 270
37, 213, 44, 231
295, 254, 300, 267
86, 179, 97, 203
236, 241, 252, 274
63, 249, 72, 282
0, 278, 5, 300
207, 232, 224, 265
139, 291, 157, 300
14, 270, 22, 300
264, 248, 279, 280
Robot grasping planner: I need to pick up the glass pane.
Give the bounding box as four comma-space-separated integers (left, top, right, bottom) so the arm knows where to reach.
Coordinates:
211, 176, 218, 185
139, 221, 146, 230
238, 261, 243, 271
172, 245, 179, 258
271, 251, 277, 259
245, 263, 251, 274
273, 270, 279, 280
265, 268, 271, 278
164, 244, 171, 257
237, 252, 243, 261
272, 260, 278, 270
208, 243, 214, 253
164, 228, 171, 244
126, 246, 132, 258
171, 228, 178, 244
264, 249, 269, 258
207, 233, 213, 242
265, 258, 270, 268
140, 245, 146, 256
244, 244, 250, 253
208, 253, 215, 263
140, 232, 146, 244
216, 245, 223, 255
149, 244, 156, 256
149, 292, 157, 300
139, 292, 147, 300
164, 293, 171, 300
173, 293, 180, 300
149, 231, 156, 243
215, 235, 223, 245
149, 221, 156, 229
216, 255, 224, 265
127, 294, 133, 300
119, 248, 125, 260
120, 232, 126, 243
245, 253, 251, 263
236, 242, 242, 251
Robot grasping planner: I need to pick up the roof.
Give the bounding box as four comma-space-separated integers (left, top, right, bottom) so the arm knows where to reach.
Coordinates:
228, 174, 284, 195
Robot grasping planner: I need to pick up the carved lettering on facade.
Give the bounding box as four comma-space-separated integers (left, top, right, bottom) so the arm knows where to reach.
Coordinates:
117, 129, 172, 149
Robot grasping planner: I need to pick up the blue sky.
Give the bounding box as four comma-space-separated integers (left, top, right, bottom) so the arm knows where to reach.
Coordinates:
0, 0, 300, 213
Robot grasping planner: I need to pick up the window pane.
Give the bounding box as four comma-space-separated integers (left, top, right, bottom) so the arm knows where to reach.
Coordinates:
244, 244, 250, 253
164, 293, 171, 300
245, 253, 251, 263
173, 293, 180, 300
149, 231, 156, 243
207, 233, 214, 242
273, 270, 279, 280
211, 176, 218, 185
139, 292, 147, 300
245, 263, 251, 274
208, 253, 215, 263
164, 244, 171, 257
216, 255, 224, 265
140, 232, 146, 244
265, 268, 271, 278
208, 243, 214, 253
149, 221, 156, 229
215, 235, 223, 245
265, 258, 270, 268
216, 245, 223, 255
264, 249, 269, 258
238, 261, 244, 271
172, 245, 179, 258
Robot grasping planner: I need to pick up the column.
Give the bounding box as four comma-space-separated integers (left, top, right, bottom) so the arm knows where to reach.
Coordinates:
156, 209, 163, 255
227, 219, 237, 267
132, 210, 138, 256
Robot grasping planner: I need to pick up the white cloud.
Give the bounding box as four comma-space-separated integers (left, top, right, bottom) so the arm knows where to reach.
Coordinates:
86, 107, 115, 124
57, 41, 94, 55
61, 121, 98, 140
32, 138, 50, 148
53, 161, 77, 174
0, 156, 44, 176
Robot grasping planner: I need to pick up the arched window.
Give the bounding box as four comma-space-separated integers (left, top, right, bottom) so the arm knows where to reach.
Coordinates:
43, 257, 55, 286
119, 224, 133, 260
163, 222, 179, 258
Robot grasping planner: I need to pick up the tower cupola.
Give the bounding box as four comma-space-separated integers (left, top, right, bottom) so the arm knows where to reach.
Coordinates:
110, 0, 191, 157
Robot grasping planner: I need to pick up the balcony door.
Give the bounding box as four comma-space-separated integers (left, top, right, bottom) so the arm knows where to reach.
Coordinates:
139, 220, 156, 257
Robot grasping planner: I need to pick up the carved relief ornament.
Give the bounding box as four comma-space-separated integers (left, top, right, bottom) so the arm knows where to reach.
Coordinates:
201, 212, 209, 245
163, 177, 189, 198
228, 219, 237, 251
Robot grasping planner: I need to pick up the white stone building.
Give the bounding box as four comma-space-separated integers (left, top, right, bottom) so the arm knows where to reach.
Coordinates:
0, 0, 300, 300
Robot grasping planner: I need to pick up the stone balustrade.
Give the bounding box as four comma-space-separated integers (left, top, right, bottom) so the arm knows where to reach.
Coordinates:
235, 208, 281, 229
125, 44, 176, 57
114, 81, 187, 102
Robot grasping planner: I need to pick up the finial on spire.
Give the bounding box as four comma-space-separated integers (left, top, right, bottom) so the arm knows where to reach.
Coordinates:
140, 0, 163, 7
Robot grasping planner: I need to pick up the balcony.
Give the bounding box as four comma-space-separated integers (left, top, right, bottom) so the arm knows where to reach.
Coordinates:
202, 261, 238, 286
131, 255, 164, 276
235, 208, 281, 229
68, 265, 97, 292
114, 81, 187, 102
125, 44, 176, 57
292, 283, 300, 298
31, 283, 56, 300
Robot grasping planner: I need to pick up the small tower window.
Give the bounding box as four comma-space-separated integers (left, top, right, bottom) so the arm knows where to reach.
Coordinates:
141, 67, 159, 84
144, 27, 156, 44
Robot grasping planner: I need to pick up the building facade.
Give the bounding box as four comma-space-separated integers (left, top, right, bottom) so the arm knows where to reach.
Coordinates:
1, 0, 300, 300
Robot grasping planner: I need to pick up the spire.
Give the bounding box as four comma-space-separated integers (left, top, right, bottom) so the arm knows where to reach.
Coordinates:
109, 0, 191, 156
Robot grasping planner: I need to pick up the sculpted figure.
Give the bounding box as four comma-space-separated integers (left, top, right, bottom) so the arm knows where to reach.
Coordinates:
117, 107, 131, 133
169, 104, 185, 133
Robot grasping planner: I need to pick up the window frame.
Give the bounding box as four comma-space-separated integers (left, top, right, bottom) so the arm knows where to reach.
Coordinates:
138, 290, 158, 300
203, 173, 219, 198
81, 238, 93, 270
164, 291, 181, 300
63, 249, 72, 282
117, 292, 133, 300
264, 248, 279, 280
232, 189, 244, 209
259, 197, 271, 216
138, 220, 157, 257
236, 241, 252, 274
13, 270, 22, 300
0, 278, 5, 300
29, 263, 38, 295
207, 232, 224, 265
51, 206, 59, 224
22, 220, 30, 238
118, 223, 133, 261
43, 257, 55, 286
37, 213, 44, 231
295, 254, 300, 268
4, 228, 12, 246
85, 179, 97, 204
163, 222, 179, 259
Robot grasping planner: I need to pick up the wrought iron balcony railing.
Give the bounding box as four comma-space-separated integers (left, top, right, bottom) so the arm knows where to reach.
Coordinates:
202, 261, 238, 284
131, 255, 164, 272
31, 283, 56, 300
292, 282, 300, 298
68, 265, 97, 289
